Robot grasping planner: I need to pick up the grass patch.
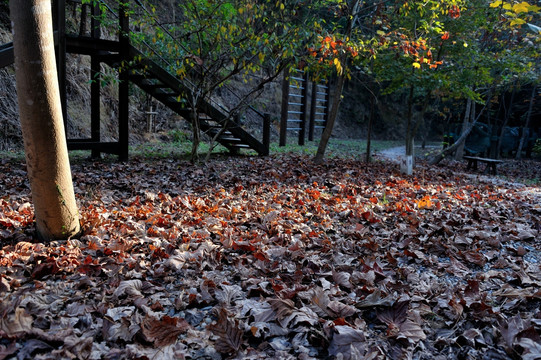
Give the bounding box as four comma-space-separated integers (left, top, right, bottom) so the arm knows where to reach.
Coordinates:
0, 150, 25, 162
270, 139, 404, 159
0, 139, 406, 164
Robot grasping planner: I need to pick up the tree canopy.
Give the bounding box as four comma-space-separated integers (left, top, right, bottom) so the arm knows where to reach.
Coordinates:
82, 0, 539, 164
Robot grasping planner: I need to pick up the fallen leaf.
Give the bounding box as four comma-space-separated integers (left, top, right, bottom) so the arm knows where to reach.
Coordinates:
0, 307, 33, 336
328, 325, 366, 360
141, 314, 190, 347
208, 307, 243, 354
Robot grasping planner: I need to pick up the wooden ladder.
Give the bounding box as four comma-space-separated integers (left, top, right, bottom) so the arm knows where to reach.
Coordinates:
280, 68, 329, 146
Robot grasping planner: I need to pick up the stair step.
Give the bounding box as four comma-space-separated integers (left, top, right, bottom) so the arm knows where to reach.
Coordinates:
153, 89, 177, 96
146, 83, 168, 89
228, 143, 251, 148
129, 74, 147, 82
163, 96, 183, 103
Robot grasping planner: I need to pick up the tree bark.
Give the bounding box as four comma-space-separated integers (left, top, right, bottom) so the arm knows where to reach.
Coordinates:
365, 94, 374, 163
10, 0, 80, 240
405, 85, 415, 157
313, 73, 346, 164
455, 98, 472, 160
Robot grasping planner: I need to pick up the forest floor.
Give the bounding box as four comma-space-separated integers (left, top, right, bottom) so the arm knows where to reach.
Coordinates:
0, 152, 540, 360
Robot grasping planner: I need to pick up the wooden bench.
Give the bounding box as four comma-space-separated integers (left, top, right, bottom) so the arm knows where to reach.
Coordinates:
463, 156, 503, 175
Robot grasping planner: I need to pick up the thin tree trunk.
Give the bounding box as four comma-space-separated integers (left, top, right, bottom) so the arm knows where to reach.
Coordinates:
515, 85, 536, 159
190, 106, 200, 163
314, 73, 346, 164
455, 98, 472, 160
366, 95, 374, 163
496, 80, 517, 158
10, 0, 80, 240
405, 85, 415, 157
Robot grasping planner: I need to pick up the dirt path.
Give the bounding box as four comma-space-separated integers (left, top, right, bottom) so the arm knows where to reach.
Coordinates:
375, 145, 541, 205
375, 145, 440, 163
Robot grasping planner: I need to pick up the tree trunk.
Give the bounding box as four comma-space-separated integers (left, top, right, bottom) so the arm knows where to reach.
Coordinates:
313, 73, 346, 164
365, 95, 374, 163
496, 80, 517, 158
190, 106, 200, 163
401, 85, 415, 174
405, 85, 415, 157
10, 0, 80, 240
455, 98, 472, 160
515, 85, 536, 159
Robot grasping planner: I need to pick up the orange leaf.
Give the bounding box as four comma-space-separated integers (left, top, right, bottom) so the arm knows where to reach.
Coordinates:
417, 196, 433, 210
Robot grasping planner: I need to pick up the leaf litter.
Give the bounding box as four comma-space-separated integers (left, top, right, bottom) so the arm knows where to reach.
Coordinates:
0, 154, 540, 359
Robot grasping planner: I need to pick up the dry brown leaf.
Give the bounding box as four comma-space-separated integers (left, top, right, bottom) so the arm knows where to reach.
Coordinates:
0, 341, 18, 359
112, 280, 143, 300
0, 307, 33, 336
328, 325, 367, 360
311, 287, 332, 317
328, 301, 358, 318
377, 301, 425, 343
215, 284, 243, 305
141, 314, 189, 347
518, 338, 541, 360
356, 289, 395, 308
268, 298, 296, 321
208, 307, 243, 354
332, 270, 352, 289
377, 301, 408, 327
396, 318, 426, 343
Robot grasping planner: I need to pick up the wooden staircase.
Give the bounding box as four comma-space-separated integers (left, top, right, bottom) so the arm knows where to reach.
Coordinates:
0, 35, 269, 156
122, 46, 267, 155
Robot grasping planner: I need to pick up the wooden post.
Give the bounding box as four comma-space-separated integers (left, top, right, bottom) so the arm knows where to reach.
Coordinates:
118, 3, 130, 160
229, 114, 241, 155
298, 71, 309, 146
79, 3, 88, 36
146, 105, 157, 133
279, 68, 289, 146
90, 2, 101, 158
262, 113, 270, 156
308, 80, 317, 141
